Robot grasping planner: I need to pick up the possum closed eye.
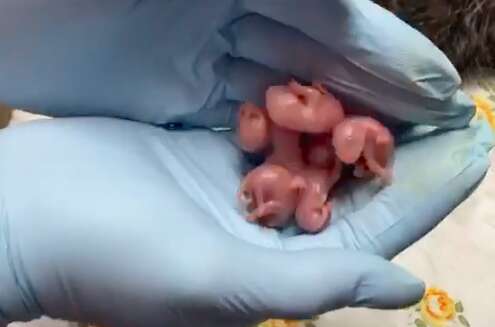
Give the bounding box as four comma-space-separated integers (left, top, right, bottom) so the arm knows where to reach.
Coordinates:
374, 0, 495, 76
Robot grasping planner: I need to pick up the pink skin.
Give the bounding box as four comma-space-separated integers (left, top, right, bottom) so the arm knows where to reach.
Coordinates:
237, 80, 348, 232
265, 125, 305, 171
237, 102, 271, 153
294, 133, 343, 232
238, 123, 342, 232
295, 158, 343, 233
239, 126, 304, 229
265, 80, 345, 134
264, 125, 340, 233
302, 133, 335, 168
238, 164, 304, 228
332, 116, 394, 184
237, 101, 305, 229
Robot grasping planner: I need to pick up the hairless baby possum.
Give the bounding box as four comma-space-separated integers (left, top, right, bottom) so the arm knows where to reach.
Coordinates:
237, 80, 394, 233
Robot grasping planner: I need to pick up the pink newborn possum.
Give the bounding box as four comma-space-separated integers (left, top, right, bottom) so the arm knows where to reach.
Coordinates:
333, 116, 394, 184
238, 102, 271, 153
295, 133, 342, 232
237, 83, 344, 232
237, 80, 394, 233
267, 127, 342, 233
265, 79, 345, 133
238, 163, 304, 228
239, 137, 342, 233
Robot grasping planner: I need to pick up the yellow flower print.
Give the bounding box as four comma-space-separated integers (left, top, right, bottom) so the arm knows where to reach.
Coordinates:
258, 319, 301, 327
472, 94, 495, 130
419, 287, 456, 327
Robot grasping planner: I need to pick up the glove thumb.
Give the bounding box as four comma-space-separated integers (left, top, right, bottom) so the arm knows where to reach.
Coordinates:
233, 246, 424, 321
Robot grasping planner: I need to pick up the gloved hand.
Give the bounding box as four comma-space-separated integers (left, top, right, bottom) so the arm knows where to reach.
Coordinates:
0, 0, 474, 129
0, 1, 492, 327
0, 117, 490, 327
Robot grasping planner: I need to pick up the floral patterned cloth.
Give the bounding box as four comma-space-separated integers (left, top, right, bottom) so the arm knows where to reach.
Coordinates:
260, 286, 472, 327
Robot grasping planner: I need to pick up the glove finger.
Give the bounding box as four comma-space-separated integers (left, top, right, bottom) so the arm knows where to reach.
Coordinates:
228, 1, 473, 128
226, 244, 424, 322
224, 57, 289, 107
0, 0, 230, 124
241, 0, 457, 98
283, 120, 493, 258
181, 57, 289, 129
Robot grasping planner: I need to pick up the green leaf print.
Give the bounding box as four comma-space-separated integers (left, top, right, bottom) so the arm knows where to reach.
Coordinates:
458, 315, 471, 327
455, 301, 464, 313
414, 319, 427, 327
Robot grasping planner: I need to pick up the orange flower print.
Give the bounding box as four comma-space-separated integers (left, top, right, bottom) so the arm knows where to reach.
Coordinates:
258, 319, 302, 327
472, 94, 495, 131
419, 287, 456, 326
411, 287, 471, 327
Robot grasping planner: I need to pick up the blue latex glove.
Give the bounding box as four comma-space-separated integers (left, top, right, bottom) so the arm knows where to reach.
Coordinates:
0, 117, 491, 327
0, 0, 473, 129
0, 1, 492, 327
